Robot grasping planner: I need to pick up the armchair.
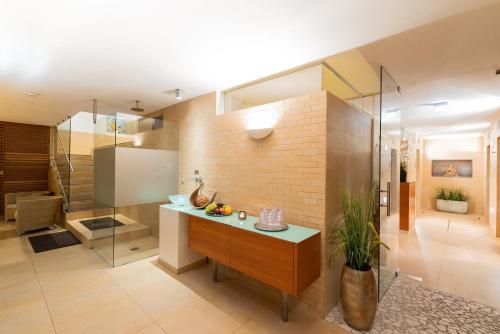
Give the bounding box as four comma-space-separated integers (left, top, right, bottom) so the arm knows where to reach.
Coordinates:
5, 191, 52, 221
15, 196, 63, 235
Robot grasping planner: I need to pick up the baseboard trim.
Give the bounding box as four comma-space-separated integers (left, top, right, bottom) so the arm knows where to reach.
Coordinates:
157, 257, 206, 274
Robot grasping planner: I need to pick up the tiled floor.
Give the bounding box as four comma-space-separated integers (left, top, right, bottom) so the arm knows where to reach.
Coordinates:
0, 233, 346, 334
399, 211, 500, 309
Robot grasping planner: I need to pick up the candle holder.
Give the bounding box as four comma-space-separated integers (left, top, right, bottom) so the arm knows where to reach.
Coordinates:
238, 211, 247, 220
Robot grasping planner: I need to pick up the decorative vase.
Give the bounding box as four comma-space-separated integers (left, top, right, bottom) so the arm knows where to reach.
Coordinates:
400, 169, 407, 183
340, 264, 377, 331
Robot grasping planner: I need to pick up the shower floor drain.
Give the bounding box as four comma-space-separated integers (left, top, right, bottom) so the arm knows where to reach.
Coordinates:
130, 246, 139, 251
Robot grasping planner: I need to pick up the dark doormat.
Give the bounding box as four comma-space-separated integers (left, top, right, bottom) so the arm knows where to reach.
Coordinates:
28, 231, 81, 253
79, 217, 125, 231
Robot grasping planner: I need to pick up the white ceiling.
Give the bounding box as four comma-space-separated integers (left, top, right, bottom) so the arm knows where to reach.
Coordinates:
1, 0, 498, 126
357, 2, 500, 137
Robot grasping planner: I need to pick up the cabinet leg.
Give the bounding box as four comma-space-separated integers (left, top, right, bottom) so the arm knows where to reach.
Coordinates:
213, 260, 218, 283
281, 291, 288, 322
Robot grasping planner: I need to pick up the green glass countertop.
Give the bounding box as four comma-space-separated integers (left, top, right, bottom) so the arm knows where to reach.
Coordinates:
160, 204, 320, 243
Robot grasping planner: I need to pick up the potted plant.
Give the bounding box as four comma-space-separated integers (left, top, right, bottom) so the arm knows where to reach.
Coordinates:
328, 186, 389, 331
435, 187, 469, 214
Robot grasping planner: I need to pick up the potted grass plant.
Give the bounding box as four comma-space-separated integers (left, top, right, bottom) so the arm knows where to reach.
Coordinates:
328, 186, 389, 331
435, 187, 469, 214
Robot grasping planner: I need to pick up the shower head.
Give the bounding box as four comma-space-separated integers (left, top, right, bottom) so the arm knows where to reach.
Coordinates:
131, 100, 144, 112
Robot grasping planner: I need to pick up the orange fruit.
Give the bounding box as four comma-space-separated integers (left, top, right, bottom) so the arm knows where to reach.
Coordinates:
224, 206, 233, 215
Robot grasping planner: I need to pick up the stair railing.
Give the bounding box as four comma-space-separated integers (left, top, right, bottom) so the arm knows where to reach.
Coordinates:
53, 124, 73, 209
51, 158, 70, 211
55, 128, 74, 172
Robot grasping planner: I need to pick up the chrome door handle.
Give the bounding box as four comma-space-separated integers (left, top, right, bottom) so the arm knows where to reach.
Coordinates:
380, 181, 391, 216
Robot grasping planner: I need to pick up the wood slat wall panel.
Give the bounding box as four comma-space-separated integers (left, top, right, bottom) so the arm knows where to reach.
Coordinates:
0, 122, 50, 215
0, 123, 4, 214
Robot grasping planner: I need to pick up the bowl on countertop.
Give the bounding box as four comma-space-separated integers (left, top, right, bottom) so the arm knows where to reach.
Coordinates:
168, 194, 190, 206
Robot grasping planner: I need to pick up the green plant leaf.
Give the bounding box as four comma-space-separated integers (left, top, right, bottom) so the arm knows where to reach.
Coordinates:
327, 185, 388, 271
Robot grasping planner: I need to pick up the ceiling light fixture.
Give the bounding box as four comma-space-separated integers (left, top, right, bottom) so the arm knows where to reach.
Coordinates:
433, 102, 448, 112
418, 101, 448, 112
175, 89, 184, 100
130, 100, 144, 112
165, 89, 185, 101
383, 108, 400, 119
25, 92, 40, 98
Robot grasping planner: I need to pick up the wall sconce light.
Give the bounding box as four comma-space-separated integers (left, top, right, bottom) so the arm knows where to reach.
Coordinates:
134, 135, 142, 147
246, 110, 276, 140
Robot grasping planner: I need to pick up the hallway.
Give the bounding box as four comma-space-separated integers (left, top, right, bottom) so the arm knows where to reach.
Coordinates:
399, 211, 500, 309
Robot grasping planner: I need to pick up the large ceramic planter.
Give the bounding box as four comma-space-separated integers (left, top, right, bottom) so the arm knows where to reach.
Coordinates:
340, 264, 377, 331
436, 199, 468, 214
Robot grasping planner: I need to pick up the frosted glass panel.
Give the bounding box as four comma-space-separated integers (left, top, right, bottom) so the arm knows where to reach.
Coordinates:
114, 147, 178, 206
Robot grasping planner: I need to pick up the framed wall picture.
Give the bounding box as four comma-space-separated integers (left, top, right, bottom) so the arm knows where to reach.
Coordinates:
431, 160, 472, 177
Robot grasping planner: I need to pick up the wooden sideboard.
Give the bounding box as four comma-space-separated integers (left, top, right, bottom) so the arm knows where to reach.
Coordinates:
187, 215, 321, 321
400, 182, 416, 231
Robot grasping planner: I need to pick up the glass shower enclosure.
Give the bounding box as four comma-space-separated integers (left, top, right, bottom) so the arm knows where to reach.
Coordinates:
91, 109, 179, 267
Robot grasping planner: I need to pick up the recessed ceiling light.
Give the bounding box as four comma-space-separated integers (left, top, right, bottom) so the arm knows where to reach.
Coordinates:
25, 92, 40, 98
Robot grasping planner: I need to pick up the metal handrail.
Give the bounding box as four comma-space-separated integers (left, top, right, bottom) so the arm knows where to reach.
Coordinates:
55, 127, 74, 172
51, 158, 69, 208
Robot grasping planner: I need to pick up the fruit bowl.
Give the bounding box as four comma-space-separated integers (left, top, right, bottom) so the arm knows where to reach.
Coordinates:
205, 202, 233, 216
206, 212, 232, 217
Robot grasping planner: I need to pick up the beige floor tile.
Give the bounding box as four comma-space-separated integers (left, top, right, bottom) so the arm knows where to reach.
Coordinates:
127, 279, 201, 320
156, 299, 244, 334
437, 272, 500, 306
239, 304, 345, 334
135, 323, 166, 334
109, 257, 173, 293
0, 290, 55, 334
38, 269, 128, 326
0, 238, 32, 266
30, 244, 100, 273
233, 320, 281, 334
56, 296, 153, 334
0, 272, 41, 310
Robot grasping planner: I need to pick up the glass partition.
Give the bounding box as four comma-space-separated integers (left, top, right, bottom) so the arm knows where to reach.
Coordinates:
92, 110, 117, 266
223, 65, 322, 112
375, 66, 401, 300
92, 110, 179, 266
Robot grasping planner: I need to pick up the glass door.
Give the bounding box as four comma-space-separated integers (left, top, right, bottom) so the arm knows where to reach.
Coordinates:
375, 66, 401, 300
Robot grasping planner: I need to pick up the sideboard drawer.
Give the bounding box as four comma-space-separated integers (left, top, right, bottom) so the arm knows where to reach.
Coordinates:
188, 216, 230, 265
